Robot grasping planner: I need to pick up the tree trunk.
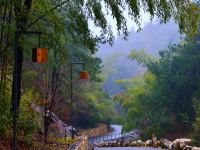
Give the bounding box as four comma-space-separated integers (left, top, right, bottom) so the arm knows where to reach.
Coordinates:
11, 0, 32, 109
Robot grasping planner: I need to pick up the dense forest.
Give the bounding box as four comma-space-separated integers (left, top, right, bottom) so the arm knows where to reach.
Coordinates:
0, 0, 200, 149
0, 0, 116, 146
99, 20, 181, 96
115, 24, 200, 144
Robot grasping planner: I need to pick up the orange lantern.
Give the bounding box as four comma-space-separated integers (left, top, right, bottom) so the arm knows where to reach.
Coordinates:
32, 48, 47, 63
80, 71, 89, 79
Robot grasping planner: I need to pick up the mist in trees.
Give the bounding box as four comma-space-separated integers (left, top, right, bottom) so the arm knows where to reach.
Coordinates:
114, 25, 200, 143
99, 20, 181, 96
0, 0, 200, 148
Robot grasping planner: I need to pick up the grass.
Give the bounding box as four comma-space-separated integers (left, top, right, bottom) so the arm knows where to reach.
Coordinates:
55, 137, 79, 145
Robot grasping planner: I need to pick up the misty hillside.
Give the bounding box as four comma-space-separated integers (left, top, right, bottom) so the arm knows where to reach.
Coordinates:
97, 20, 182, 96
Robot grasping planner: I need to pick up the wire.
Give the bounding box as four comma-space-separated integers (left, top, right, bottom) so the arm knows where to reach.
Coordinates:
26, 0, 71, 30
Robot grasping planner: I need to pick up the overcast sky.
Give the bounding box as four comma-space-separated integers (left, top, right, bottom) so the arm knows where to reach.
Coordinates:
88, 4, 151, 37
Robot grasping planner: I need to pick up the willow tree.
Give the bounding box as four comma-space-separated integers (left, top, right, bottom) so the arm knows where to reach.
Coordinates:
57, 0, 200, 52
0, 0, 198, 121
0, 0, 199, 146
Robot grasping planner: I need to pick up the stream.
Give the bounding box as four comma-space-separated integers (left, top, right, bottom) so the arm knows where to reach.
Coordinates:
93, 124, 163, 150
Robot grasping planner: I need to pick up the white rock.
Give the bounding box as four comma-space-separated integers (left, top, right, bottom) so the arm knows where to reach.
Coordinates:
161, 138, 172, 148
183, 145, 193, 150
169, 138, 192, 150
179, 142, 186, 149
144, 140, 153, 147
130, 141, 137, 147
192, 147, 200, 150
152, 137, 158, 144
136, 140, 144, 147
173, 138, 192, 145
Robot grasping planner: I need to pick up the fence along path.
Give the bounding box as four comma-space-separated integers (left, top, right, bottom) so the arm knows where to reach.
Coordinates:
89, 130, 137, 144
32, 103, 73, 136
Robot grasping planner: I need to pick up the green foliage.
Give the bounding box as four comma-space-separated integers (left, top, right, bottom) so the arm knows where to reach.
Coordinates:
128, 49, 157, 66
139, 110, 174, 139
0, 0, 200, 144
55, 137, 78, 145
18, 90, 40, 144
0, 86, 11, 136
192, 99, 200, 146
116, 26, 200, 139
73, 82, 115, 128
85, 0, 200, 37
0, 74, 40, 144
115, 73, 174, 139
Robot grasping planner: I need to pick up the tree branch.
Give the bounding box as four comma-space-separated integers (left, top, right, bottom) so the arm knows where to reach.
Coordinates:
26, 0, 70, 30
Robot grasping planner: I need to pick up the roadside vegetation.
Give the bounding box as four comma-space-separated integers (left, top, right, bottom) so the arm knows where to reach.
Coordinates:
115, 24, 200, 145
0, 0, 200, 149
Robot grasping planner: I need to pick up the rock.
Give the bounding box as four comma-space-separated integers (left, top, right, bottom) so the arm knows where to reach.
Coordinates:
144, 140, 153, 147
95, 137, 196, 150
156, 140, 163, 148
161, 138, 172, 148
179, 142, 186, 149
137, 140, 144, 147
152, 137, 163, 147
130, 141, 137, 147
137, 140, 142, 143
192, 147, 200, 150
124, 141, 130, 147
169, 138, 192, 150
184, 146, 193, 150
152, 137, 158, 146
175, 139, 192, 145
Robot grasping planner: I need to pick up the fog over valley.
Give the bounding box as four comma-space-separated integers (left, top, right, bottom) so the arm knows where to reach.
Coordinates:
97, 20, 182, 95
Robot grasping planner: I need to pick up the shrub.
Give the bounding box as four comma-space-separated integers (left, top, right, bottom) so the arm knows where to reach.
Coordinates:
0, 91, 11, 137
192, 99, 200, 146
17, 90, 40, 144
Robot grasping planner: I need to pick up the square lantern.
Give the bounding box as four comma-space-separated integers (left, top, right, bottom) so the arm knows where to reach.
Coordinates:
32, 48, 47, 62
80, 71, 89, 79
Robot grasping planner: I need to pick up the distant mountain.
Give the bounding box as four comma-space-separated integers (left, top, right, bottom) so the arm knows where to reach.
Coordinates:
97, 20, 182, 96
